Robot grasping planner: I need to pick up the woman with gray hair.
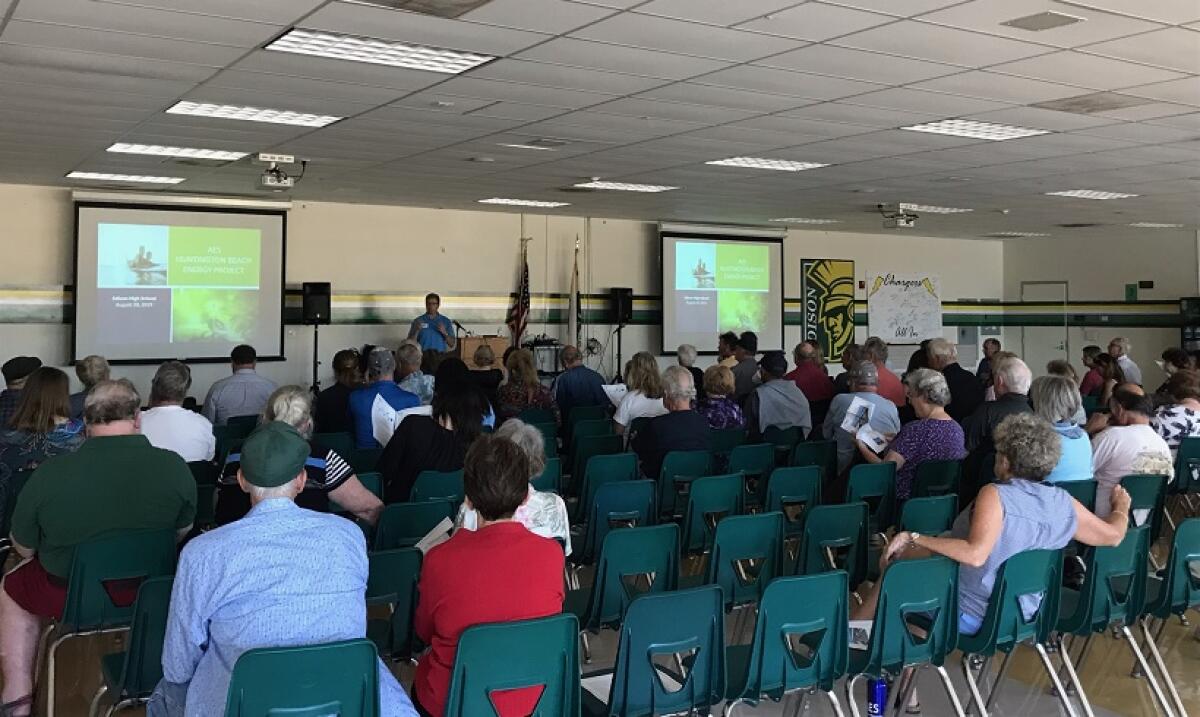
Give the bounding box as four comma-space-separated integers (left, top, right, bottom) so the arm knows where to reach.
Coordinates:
856, 368, 966, 500
215, 385, 383, 526
1029, 375, 1093, 483
455, 418, 571, 553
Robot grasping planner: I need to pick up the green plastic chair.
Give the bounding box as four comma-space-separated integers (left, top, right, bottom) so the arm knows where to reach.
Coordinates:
728, 443, 776, 507
531, 457, 562, 493
582, 585, 725, 717
518, 407, 557, 425
365, 548, 422, 662
846, 462, 897, 536
45, 529, 177, 717
1173, 436, 1200, 494
1121, 473, 1170, 550
347, 447, 384, 474
89, 576, 174, 717
212, 424, 235, 465
187, 461, 219, 485
1141, 518, 1200, 717
796, 502, 868, 590
763, 425, 803, 466
531, 422, 559, 458
1053, 479, 1097, 512
724, 572, 849, 716
708, 425, 747, 455
312, 431, 355, 457
195, 484, 217, 531
374, 500, 454, 550
444, 614, 580, 717
572, 452, 638, 523
702, 511, 784, 610
914, 459, 962, 498
569, 418, 613, 455
898, 495, 958, 536
566, 404, 608, 435
357, 471, 383, 501
410, 469, 465, 504
224, 639, 380, 716
225, 414, 260, 439
764, 466, 822, 541
844, 556, 965, 716
789, 440, 837, 484
571, 479, 656, 568
569, 433, 622, 496
680, 473, 744, 556
657, 449, 714, 519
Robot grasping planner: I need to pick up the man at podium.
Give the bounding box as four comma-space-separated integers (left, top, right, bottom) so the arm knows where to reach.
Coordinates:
408, 292, 457, 353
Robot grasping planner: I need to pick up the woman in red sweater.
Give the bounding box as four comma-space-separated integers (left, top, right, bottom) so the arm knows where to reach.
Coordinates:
412, 435, 565, 717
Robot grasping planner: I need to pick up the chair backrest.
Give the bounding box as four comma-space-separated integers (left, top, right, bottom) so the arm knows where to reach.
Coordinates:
374, 500, 455, 550
225, 414, 259, 439
1059, 524, 1151, 635
729, 443, 776, 505
530, 422, 558, 458
224, 639, 379, 717
62, 529, 177, 631
913, 459, 962, 498
681, 473, 744, 555
567, 406, 609, 433
762, 425, 802, 452
581, 524, 679, 631
357, 471, 383, 500
312, 431, 356, 457
846, 462, 897, 533
569, 418, 613, 448
1120, 473, 1168, 543
605, 585, 725, 717
0, 468, 34, 539
1146, 517, 1200, 619
858, 556, 960, 676
708, 427, 748, 458
366, 548, 422, 660
575, 480, 656, 566
705, 512, 784, 609
574, 452, 638, 523
797, 502, 868, 589
114, 576, 174, 699
657, 449, 714, 517
187, 460, 219, 485
347, 447, 384, 474
444, 614, 580, 717
789, 440, 836, 483
518, 407, 556, 425
898, 495, 958, 536
531, 457, 561, 493
410, 469, 465, 504
570, 433, 622, 495
959, 549, 1063, 656
736, 572, 849, 701
1175, 436, 1200, 493
765, 466, 821, 538
1053, 480, 1097, 512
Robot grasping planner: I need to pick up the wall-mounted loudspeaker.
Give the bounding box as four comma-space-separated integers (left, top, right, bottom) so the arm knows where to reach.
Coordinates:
302, 282, 332, 325
610, 287, 633, 325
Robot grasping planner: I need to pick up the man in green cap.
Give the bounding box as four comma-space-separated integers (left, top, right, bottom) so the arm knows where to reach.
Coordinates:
153, 419, 417, 717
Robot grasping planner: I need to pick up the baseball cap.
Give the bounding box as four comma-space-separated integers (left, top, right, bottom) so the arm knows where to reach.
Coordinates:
367, 346, 396, 376
239, 421, 310, 488
2, 356, 41, 384
759, 350, 788, 376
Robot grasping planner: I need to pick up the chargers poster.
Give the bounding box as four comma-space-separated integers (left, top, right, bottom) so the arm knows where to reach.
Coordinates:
800, 259, 856, 363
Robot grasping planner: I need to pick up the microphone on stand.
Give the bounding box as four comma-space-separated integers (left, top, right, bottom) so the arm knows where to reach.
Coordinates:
453, 319, 471, 336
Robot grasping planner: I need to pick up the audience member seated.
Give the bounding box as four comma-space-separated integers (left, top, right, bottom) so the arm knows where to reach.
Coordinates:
1046, 360, 1087, 425
832, 343, 861, 395
496, 349, 559, 425
0, 368, 85, 517
632, 367, 709, 481
1155, 348, 1193, 397
69, 354, 109, 420
1151, 369, 1200, 455
863, 337, 906, 407
349, 347, 419, 448
0, 379, 196, 716
697, 365, 744, 430
1029, 375, 1093, 484
0, 357, 41, 427
217, 386, 382, 526
717, 331, 739, 369
823, 362, 900, 478
746, 351, 811, 442
786, 341, 835, 428
397, 341, 435, 405
857, 369, 966, 501
927, 338, 984, 423
456, 419, 570, 553
140, 361, 215, 463
433, 358, 496, 428
855, 413, 1130, 638
1109, 336, 1142, 386
675, 344, 705, 402
152, 421, 415, 717
1079, 345, 1104, 397
202, 345, 277, 426
730, 331, 760, 403
468, 344, 504, 410
981, 350, 1016, 402
613, 351, 667, 435
963, 356, 1032, 487
1088, 353, 1125, 405
904, 340, 932, 378
975, 337, 1000, 388
413, 436, 564, 717
314, 348, 362, 433
553, 345, 608, 424
1088, 384, 1173, 517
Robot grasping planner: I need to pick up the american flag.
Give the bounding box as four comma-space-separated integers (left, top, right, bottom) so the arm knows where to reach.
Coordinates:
506, 239, 531, 342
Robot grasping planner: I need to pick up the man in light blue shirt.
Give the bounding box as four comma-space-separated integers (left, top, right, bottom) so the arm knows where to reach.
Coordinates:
151, 421, 416, 717
202, 345, 277, 426
407, 292, 457, 353
823, 361, 901, 476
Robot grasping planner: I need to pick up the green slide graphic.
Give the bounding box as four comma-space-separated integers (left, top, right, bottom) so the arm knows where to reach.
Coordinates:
172, 289, 259, 342
718, 290, 768, 334
168, 227, 261, 287
715, 243, 769, 291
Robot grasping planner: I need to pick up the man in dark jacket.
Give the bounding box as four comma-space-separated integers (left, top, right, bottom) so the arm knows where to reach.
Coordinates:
927, 338, 985, 423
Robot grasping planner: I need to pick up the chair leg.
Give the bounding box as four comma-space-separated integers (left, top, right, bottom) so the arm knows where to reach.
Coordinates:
826, 688, 848, 717
891, 668, 918, 717
960, 654, 989, 717
1120, 625, 1177, 717
984, 649, 1015, 712
46, 633, 71, 717
88, 684, 107, 717
579, 631, 592, 664
1033, 642, 1079, 717
1057, 635, 1096, 717
934, 665, 968, 717
722, 697, 749, 716
845, 674, 864, 717
1140, 619, 1187, 717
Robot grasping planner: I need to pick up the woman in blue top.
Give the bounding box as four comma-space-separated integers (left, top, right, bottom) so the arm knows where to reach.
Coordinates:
1030, 375, 1094, 483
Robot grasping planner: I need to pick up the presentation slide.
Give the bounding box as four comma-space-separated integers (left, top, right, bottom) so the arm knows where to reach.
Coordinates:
661, 228, 784, 354
74, 204, 285, 362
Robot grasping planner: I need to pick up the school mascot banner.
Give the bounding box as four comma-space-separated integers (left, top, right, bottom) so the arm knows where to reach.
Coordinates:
800, 259, 855, 362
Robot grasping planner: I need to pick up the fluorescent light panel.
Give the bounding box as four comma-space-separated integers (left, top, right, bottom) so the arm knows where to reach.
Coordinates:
899, 203, 973, 214
266, 28, 494, 74
66, 172, 185, 184
769, 218, 841, 224
901, 119, 1049, 141
1046, 189, 1138, 200
1130, 222, 1183, 228
573, 181, 678, 193
107, 143, 248, 161
706, 157, 829, 172
479, 198, 570, 208
987, 231, 1050, 237
497, 143, 557, 151
166, 101, 341, 128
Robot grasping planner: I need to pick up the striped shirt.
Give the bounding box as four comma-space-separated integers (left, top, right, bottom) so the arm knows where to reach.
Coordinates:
215, 442, 354, 524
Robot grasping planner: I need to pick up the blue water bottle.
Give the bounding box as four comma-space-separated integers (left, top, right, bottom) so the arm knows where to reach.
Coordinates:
867, 677, 888, 716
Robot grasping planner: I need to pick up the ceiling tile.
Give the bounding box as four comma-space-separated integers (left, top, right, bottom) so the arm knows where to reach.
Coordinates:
758, 43, 961, 84
13, 0, 284, 47
964, 106, 1120, 130
564, 0, 644, 8
468, 59, 667, 95
85, 0, 324, 24
733, 114, 878, 138
1147, 112, 1200, 130
460, 0, 616, 33
917, 0, 1164, 48
1083, 28, 1200, 73
515, 38, 730, 79
467, 102, 569, 122
637, 82, 814, 112
845, 87, 1013, 117
1092, 102, 1198, 121
229, 51, 448, 92
833, 20, 1053, 66
781, 101, 934, 127
634, 0, 802, 26
0, 43, 216, 83
584, 97, 762, 123
388, 92, 503, 114
0, 63, 194, 97
989, 51, 1186, 90
911, 71, 1085, 104
179, 86, 379, 117
1, 20, 248, 65
692, 64, 884, 99
1056, 0, 1200, 25
418, 76, 616, 109
203, 70, 410, 106
735, 3, 895, 41
1122, 77, 1200, 107
820, 0, 971, 17
570, 12, 803, 61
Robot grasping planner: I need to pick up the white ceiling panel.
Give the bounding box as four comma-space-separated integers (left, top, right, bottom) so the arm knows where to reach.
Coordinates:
0, 43, 217, 83
1083, 28, 1200, 73
1092, 102, 1198, 121
730, 114, 879, 139
820, 0, 973, 18
1147, 112, 1200, 130
963, 106, 1121, 130
13, 0, 284, 47
636, 82, 814, 112
1057, 0, 1200, 25
758, 44, 961, 84
515, 38, 730, 79
229, 51, 449, 91
1122, 77, 1200, 107
833, 20, 1053, 66
86, 0, 324, 24
736, 2, 895, 41
1, 21, 248, 65
415, 76, 616, 109
460, 0, 617, 33
845, 87, 1013, 117
634, 0, 802, 26
467, 102, 570, 122
0, 63, 196, 97
911, 71, 1085, 104
583, 97, 762, 123
203, 70, 409, 106
989, 51, 1186, 91
0, 78, 174, 110
570, 12, 803, 61
178, 86, 379, 117
467, 59, 666, 95
781, 101, 934, 127
387, 92, 504, 115
693, 65, 885, 99
918, 0, 1164, 48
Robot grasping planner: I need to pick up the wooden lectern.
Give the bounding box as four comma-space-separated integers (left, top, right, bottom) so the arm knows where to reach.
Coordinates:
457, 335, 510, 369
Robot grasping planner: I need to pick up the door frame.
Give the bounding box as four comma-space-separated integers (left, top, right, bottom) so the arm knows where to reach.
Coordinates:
1020, 280, 1070, 366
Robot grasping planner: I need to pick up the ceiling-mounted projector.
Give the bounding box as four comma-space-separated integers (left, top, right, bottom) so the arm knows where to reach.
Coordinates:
878, 202, 918, 229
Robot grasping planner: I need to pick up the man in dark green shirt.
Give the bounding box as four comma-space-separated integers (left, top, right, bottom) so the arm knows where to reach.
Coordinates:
0, 378, 196, 716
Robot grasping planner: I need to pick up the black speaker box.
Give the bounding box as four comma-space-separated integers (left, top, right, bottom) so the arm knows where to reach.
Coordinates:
610, 287, 633, 324
302, 282, 332, 325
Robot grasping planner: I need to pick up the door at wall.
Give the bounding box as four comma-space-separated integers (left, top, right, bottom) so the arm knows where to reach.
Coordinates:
1021, 281, 1069, 375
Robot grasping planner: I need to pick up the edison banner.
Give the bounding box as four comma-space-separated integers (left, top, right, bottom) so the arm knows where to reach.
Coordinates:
800, 259, 855, 362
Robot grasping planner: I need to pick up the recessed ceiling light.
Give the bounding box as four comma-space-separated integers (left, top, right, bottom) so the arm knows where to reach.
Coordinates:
1000, 11, 1085, 31
478, 198, 570, 208
107, 143, 248, 161
900, 119, 1049, 141
66, 172, 185, 184
768, 218, 842, 224
1046, 189, 1138, 200
266, 28, 494, 74
985, 231, 1050, 237
165, 101, 342, 127
573, 181, 679, 193
899, 203, 973, 214
706, 157, 830, 172
1130, 222, 1184, 228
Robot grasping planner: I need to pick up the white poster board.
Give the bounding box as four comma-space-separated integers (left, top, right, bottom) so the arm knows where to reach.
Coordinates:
867, 272, 943, 342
